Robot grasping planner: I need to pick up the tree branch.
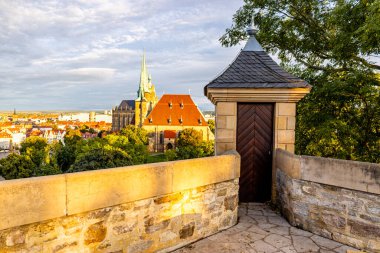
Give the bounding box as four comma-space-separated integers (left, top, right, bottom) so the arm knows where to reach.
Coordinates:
353, 55, 380, 70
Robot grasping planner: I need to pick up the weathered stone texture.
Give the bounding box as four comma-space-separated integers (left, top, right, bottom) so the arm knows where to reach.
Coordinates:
0, 179, 239, 253
277, 169, 380, 252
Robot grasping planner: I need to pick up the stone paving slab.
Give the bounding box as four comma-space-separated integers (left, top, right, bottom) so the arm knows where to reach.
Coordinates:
173, 203, 359, 253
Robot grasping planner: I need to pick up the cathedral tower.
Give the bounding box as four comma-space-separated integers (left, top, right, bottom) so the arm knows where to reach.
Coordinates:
135, 52, 158, 127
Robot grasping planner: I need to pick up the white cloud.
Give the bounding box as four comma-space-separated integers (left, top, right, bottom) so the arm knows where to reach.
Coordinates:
0, 0, 244, 110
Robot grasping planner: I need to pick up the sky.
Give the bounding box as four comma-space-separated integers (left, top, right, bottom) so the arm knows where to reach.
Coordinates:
0, 0, 245, 111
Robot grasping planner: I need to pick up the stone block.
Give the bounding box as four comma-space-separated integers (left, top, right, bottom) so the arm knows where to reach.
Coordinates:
84, 221, 107, 245
179, 222, 195, 239
66, 163, 173, 215
215, 142, 236, 155
0, 175, 66, 231
275, 149, 301, 179
216, 129, 235, 142
287, 116, 296, 130
224, 195, 238, 211
348, 219, 380, 239
225, 116, 236, 129
285, 144, 294, 153
225, 142, 236, 151
277, 103, 296, 116
215, 143, 227, 155
276, 116, 287, 130
172, 153, 240, 192
277, 130, 295, 144
216, 102, 236, 116
216, 116, 226, 129
300, 156, 380, 195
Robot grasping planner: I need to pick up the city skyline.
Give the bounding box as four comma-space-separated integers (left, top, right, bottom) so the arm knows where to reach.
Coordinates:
0, 0, 244, 111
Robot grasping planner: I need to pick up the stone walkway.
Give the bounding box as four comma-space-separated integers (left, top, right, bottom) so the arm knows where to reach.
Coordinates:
174, 203, 358, 253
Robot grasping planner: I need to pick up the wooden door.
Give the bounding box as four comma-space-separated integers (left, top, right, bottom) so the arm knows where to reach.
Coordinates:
237, 103, 274, 202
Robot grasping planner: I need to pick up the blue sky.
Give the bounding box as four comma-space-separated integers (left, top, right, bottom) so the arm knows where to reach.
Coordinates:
0, 0, 244, 111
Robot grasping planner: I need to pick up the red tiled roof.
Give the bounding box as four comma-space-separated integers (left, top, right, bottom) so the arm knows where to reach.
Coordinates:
0, 122, 12, 127
164, 130, 176, 139
0, 132, 12, 138
144, 95, 207, 126
8, 127, 22, 133
27, 130, 42, 137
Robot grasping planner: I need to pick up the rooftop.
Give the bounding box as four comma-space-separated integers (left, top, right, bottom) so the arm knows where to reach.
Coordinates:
205, 27, 311, 93
144, 94, 207, 127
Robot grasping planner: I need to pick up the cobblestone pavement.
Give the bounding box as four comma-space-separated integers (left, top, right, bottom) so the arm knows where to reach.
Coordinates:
174, 203, 359, 253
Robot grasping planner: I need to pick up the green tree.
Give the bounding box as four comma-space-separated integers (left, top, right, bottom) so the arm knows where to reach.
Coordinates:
69, 137, 133, 172
35, 164, 61, 177
0, 154, 35, 179
20, 136, 48, 167
208, 119, 215, 134
79, 125, 89, 133
105, 134, 148, 164
175, 128, 215, 159
54, 141, 77, 172
64, 128, 82, 146
120, 125, 148, 145
221, 0, 380, 162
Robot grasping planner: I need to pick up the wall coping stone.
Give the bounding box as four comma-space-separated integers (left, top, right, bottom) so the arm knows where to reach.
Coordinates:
275, 148, 380, 195
0, 151, 240, 231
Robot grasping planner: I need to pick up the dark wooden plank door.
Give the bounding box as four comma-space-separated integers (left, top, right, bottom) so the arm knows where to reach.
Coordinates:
237, 103, 274, 202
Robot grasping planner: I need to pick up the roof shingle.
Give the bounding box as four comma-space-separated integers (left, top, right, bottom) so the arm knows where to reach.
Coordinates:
144, 95, 207, 127
205, 50, 310, 92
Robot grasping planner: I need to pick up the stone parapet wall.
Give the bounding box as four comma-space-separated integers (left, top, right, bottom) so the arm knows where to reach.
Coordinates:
215, 102, 237, 155
0, 152, 240, 252
275, 149, 380, 252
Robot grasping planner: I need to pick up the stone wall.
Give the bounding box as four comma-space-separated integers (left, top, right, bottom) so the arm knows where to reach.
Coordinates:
215, 102, 237, 155
0, 152, 240, 253
275, 149, 380, 252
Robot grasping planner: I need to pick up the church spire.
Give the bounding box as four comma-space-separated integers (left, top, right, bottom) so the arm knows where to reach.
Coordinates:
243, 14, 264, 52
137, 51, 148, 100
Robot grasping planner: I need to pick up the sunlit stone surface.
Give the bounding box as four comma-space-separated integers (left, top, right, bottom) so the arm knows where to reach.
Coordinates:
174, 203, 359, 253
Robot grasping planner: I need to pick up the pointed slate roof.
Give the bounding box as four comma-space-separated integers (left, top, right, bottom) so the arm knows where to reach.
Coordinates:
205, 28, 310, 93
117, 100, 135, 110
137, 52, 148, 100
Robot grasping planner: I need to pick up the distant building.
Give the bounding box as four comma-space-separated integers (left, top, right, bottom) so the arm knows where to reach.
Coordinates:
112, 100, 135, 131
112, 53, 214, 152
112, 53, 158, 131
143, 94, 214, 152
89, 112, 96, 122
0, 131, 12, 150
95, 114, 112, 123
43, 130, 66, 144
59, 113, 90, 122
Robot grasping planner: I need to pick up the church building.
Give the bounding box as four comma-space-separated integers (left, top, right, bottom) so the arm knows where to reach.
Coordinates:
112, 53, 158, 131
112, 53, 214, 151
143, 94, 213, 152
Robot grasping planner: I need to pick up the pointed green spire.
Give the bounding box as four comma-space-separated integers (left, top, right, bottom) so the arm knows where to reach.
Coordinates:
137, 51, 148, 100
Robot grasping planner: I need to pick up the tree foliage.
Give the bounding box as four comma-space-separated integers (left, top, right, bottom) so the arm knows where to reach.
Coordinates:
174, 128, 214, 160
0, 154, 35, 179
221, 0, 380, 162
208, 119, 215, 134
119, 125, 149, 145
0, 126, 150, 179
69, 147, 132, 172
20, 136, 48, 167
